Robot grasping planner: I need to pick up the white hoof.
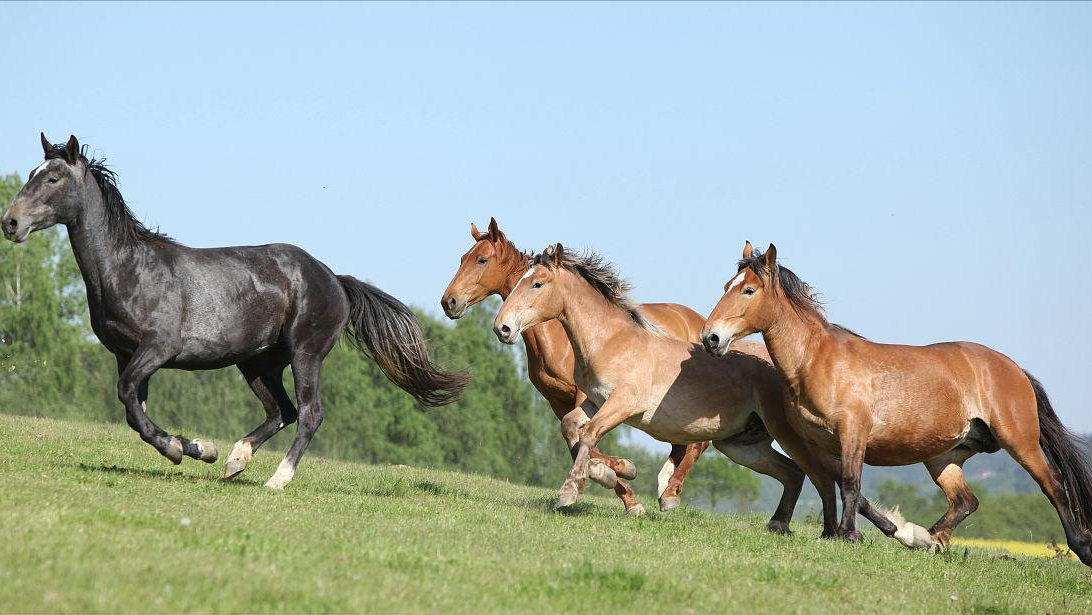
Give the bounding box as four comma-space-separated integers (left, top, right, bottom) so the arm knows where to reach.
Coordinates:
556, 481, 580, 508
626, 503, 645, 516
224, 441, 253, 479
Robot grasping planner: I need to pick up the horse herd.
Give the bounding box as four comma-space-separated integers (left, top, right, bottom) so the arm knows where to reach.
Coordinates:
3, 134, 1090, 567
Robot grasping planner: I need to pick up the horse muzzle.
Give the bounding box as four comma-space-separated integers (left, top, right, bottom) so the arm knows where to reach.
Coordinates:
701, 330, 733, 357
493, 322, 520, 345
441, 294, 467, 319
1, 213, 30, 243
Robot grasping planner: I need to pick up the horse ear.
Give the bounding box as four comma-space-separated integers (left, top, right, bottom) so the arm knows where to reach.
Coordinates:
742, 241, 753, 259
63, 135, 80, 164
470, 222, 486, 241
552, 243, 565, 266
763, 244, 778, 271
40, 132, 52, 157
487, 217, 500, 236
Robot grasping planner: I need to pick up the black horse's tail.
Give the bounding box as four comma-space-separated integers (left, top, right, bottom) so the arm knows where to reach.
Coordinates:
338, 275, 469, 406
1027, 370, 1092, 531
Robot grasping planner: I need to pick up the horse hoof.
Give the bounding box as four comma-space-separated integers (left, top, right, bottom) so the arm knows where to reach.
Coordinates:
224, 460, 247, 479
840, 530, 864, 543
556, 483, 580, 509
192, 439, 218, 463
161, 436, 184, 465
766, 520, 793, 535
625, 503, 645, 517
589, 460, 618, 489
659, 495, 681, 512
616, 459, 637, 481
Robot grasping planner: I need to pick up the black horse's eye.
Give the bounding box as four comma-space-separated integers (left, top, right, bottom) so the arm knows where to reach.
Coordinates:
47, 177, 59, 184
743, 287, 756, 296
532, 281, 543, 289
477, 257, 488, 264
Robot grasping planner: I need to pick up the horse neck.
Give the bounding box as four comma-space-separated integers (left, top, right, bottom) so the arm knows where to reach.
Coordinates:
555, 271, 645, 372
496, 246, 532, 300
760, 298, 831, 394
64, 181, 145, 304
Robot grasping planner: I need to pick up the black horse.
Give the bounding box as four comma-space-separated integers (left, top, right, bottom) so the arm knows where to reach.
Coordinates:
1, 134, 468, 488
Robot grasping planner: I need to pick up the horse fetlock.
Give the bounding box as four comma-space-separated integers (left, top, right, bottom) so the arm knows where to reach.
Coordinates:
263, 460, 296, 490
589, 459, 619, 489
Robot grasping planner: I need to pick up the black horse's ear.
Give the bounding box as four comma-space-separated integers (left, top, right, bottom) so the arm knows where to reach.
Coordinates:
40, 132, 52, 157
742, 240, 753, 259
63, 135, 80, 164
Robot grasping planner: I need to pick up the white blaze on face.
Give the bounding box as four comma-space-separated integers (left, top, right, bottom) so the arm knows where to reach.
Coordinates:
726, 271, 747, 293
510, 266, 536, 293
30, 161, 51, 179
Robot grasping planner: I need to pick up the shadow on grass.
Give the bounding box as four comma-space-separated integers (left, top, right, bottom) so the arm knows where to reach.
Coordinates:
76, 462, 265, 488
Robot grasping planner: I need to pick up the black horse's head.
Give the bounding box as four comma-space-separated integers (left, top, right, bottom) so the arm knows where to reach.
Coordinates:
2, 133, 89, 242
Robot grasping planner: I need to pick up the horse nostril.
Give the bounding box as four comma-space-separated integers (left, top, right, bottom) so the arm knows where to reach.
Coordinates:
446, 297, 456, 309
3, 218, 16, 230
707, 333, 720, 347
500, 324, 511, 337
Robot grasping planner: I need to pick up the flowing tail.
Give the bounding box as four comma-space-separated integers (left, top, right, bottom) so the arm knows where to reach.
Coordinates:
338, 275, 469, 406
1027, 371, 1092, 531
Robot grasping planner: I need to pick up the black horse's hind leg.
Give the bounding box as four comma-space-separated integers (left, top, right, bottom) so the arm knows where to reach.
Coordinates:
115, 340, 217, 464
264, 351, 328, 490
225, 356, 297, 479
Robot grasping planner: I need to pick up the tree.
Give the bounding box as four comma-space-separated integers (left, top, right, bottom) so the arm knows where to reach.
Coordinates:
686, 449, 762, 512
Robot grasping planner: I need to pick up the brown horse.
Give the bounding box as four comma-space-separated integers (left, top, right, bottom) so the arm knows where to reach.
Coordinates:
492, 244, 856, 535
442, 219, 755, 513
702, 242, 1092, 565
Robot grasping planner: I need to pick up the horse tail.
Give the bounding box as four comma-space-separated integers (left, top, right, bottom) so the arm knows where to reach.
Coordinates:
338, 275, 469, 406
1027, 370, 1092, 531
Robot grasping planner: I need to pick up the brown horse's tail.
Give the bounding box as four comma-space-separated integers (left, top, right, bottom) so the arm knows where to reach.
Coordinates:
338, 275, 469, 406
1027, 370, 1092, 531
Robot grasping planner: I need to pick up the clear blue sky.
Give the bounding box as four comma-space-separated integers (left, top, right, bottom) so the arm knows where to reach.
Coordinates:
2, 2, 1090, 436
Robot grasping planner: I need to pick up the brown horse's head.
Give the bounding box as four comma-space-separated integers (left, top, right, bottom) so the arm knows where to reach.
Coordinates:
702, 241, 780, 356
492, 243, 567, 344
441, 217, 528, 319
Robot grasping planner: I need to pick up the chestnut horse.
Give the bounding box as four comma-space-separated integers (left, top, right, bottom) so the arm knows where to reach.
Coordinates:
492, 244, 856, 535
442, 219, 764, 513
702, 242, 1092, 565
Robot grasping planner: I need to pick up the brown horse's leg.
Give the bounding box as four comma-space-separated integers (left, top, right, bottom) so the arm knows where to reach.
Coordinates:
713, 438, 804, 534
554, 398, 636, 481
659, 442, 709, 512
835, 416, 870, 542
559, 407, 640, 513
1004, 441, 1092, 565
923, 450, 979, 549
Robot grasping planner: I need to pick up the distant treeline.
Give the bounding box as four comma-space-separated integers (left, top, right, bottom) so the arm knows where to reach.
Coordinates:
0, 171, 1082, 542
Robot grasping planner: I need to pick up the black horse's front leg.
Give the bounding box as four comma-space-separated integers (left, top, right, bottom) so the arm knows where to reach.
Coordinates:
115, 338, 217, 465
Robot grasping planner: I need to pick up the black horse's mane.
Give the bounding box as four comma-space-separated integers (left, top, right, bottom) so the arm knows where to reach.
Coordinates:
45, 144, 176, 245
739, 247, 865, 339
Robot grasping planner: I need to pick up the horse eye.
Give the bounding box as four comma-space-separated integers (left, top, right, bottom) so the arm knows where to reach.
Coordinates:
532, 281, 543, 289
743, 287, 756, 296
477, 257, 488, 264
47, 177, 59, 184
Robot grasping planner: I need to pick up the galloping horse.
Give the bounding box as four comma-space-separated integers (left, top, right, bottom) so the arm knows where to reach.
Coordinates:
1, 134, 468, 489
702, 242, 1092, 565
441, 219, 761, 513
492, 244, 853, 534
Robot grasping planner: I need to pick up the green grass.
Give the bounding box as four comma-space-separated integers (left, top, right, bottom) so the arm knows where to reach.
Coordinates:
1, 414, 1089, 614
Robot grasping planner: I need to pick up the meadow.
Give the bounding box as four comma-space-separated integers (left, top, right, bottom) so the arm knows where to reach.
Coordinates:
1, 414, 1089, 615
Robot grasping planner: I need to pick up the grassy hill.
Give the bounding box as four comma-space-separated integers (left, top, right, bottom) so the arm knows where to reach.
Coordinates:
1, 414, 1089, 615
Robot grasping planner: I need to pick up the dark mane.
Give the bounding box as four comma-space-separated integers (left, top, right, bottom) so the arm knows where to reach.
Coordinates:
739, 247, 865, 339
45, 144, 176, 245
534, 249, 660, 334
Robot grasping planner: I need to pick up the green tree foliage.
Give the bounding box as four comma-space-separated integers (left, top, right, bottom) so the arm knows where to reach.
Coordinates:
684, 449, 762, 512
